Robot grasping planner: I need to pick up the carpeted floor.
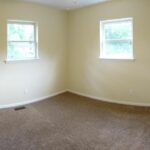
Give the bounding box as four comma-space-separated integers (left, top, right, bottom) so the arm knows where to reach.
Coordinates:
0, 92, 150, 150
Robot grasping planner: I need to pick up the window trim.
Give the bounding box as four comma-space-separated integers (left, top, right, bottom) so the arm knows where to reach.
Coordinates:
6, 20, 39, 62
100, 18, 134, 60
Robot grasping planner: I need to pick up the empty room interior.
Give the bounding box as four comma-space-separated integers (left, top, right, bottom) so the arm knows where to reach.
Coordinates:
0, 0, 150, 149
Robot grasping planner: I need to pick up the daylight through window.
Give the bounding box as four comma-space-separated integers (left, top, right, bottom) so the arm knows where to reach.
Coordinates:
7, 21, 38, 61
100, 18, 133, 59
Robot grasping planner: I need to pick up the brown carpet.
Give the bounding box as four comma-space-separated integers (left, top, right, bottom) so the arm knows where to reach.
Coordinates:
0, 92, 150, 150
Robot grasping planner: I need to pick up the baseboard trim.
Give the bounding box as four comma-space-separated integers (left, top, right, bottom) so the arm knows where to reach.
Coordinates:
67, 89, 150, 107
0, 90, 67, 109
2, 89, 150, 109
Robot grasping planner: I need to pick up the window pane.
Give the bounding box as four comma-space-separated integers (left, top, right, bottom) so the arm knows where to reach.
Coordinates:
104, 20, 132, 40
8, 23, 34, 41
102, 40, 133, 59
8, 42, 36, 60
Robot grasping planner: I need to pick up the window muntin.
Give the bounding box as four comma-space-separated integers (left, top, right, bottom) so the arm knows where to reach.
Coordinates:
7, 21, 38, 61
100, 18, 133, 59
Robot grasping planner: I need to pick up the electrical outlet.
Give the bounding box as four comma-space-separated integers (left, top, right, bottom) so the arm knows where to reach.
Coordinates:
24, 88, 28, 95
129, 89, 134, 96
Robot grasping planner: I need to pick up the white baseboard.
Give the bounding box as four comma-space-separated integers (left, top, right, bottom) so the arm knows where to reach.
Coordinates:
0, 90, 67, 109
67, 89, 150, 107
2, 89, 150, 109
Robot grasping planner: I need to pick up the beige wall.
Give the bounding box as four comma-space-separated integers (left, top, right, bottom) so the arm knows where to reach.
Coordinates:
1, 0, 150, 106
0, 1, 68, 105
68, 0, 150, 104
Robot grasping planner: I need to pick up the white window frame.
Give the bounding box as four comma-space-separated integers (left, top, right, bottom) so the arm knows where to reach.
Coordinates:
7, 20, 39, 62
100, 18, 134, 60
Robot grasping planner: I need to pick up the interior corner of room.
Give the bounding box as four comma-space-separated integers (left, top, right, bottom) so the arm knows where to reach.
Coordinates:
0, 0, 150, 108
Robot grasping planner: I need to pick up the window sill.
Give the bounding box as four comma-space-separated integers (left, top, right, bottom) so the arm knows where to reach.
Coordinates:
99, 57, 136, 61
4, 58, 40, 64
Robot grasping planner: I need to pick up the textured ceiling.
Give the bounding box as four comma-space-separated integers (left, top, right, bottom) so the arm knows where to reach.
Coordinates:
18, 0, 111, 10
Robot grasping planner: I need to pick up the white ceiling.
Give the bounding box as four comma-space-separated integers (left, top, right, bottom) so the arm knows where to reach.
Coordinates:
18, 0, 111, 10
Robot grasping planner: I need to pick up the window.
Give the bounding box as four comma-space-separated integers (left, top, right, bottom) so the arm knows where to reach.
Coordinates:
100, 18, 133, 59
7, 21, 38, 61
